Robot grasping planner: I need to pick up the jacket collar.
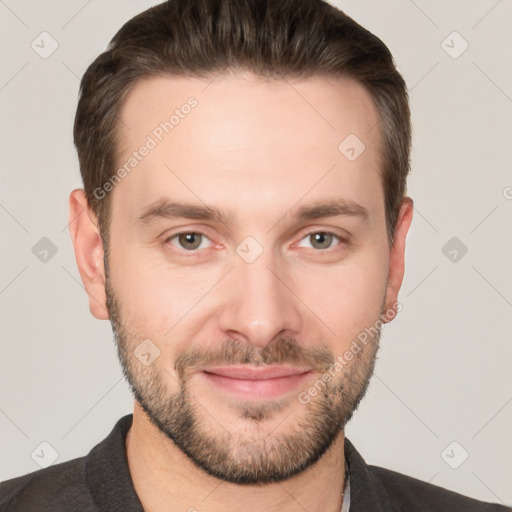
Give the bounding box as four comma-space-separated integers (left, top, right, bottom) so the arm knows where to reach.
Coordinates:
344, 437, 397, 511
86, 414, 144, 511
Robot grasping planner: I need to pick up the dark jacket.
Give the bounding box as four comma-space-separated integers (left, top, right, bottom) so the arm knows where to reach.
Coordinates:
0, 414, 509, 511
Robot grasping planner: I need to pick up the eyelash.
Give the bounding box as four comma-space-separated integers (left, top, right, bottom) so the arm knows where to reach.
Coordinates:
163, 230, 347, 255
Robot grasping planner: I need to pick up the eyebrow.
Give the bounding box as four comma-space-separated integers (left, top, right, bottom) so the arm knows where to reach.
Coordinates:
137, 199, 232, 225
136, 197, 369, 226
294, 198, 369, 221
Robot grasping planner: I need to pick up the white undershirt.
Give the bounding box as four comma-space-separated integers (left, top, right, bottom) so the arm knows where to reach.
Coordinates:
340, 464, 351, 512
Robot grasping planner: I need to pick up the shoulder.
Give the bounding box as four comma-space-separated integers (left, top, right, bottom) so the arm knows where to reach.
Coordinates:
369, 464, 511, 511
0, 456, 96, 511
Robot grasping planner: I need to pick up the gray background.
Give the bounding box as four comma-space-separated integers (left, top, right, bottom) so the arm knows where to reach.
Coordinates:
1, 0, 511, 505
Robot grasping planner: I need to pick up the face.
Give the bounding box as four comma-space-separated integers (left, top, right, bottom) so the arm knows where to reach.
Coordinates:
88, 72, 408, 485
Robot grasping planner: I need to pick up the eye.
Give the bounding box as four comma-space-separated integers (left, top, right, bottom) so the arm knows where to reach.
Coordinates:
297, 231, 342, 250
166, 232, 212, 251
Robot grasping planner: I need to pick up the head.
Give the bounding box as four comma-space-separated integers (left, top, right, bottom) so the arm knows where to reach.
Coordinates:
69, 0, 413, 485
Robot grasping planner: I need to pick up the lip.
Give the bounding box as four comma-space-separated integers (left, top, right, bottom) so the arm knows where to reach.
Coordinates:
199, 365, 313, 399
202, 365, 312, 380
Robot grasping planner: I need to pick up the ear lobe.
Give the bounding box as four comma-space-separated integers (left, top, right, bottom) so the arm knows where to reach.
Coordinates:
68, 189, 109, 320
382, 196, 414, 323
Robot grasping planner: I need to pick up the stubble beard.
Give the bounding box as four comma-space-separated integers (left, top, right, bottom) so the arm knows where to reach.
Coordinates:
104, 268, 382, 485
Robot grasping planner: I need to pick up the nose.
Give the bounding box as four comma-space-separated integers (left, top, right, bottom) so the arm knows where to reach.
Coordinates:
216, 251, 303, 348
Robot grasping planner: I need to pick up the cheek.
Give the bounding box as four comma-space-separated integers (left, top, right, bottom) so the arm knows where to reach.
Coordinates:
109, 252, 219, 337
291, 251, 389, 339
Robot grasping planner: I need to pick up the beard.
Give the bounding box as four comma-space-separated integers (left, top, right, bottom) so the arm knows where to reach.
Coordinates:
105, 266, 382, 485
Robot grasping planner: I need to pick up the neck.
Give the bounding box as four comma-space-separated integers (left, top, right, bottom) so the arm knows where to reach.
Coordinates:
125, 402, 346, 512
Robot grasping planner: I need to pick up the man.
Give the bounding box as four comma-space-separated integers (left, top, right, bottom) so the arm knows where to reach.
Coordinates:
1, 0, 509, 510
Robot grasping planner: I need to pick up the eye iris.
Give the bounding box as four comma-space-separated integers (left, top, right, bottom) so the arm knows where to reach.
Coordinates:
310, 232, 332, 249
178, 233, 202, 250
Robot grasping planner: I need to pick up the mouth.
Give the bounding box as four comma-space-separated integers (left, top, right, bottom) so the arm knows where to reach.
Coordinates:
198, 365, 314, 399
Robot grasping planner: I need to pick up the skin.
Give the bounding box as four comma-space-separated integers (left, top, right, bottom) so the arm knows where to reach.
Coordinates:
69, 72, 413, 512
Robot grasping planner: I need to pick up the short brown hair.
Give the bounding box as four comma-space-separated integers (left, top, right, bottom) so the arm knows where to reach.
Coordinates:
74, 0, 411, 248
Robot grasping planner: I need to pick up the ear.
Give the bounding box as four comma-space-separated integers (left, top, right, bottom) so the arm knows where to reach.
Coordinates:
68, 189, 109, 320
382, 196, 413, 323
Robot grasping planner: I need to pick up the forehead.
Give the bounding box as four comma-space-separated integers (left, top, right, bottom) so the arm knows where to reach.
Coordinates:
112, 72, 383, 220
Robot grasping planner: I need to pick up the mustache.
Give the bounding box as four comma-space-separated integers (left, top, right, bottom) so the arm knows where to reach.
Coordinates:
174, 337, 335, 382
